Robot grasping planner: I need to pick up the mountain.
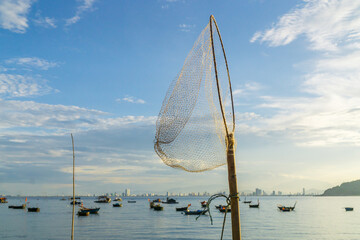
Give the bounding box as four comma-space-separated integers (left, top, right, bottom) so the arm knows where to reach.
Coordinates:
322, 180, 360, 196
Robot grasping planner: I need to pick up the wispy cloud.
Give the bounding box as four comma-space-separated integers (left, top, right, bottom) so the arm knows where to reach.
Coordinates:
179, 23, 195, 32
5, 57, 58, 70
33, 12, 56, 29
248, 0, 360, 147
0, 74, 53, 98
117, 96, 146, 104
0, 0, 32, 33
250, 0, 360, 51
65, 0, 97, 26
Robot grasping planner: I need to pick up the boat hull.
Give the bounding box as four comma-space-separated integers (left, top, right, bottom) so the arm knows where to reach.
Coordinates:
28, 207, 40, 212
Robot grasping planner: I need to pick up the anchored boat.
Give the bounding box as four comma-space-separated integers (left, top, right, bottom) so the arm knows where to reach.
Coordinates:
28, 207, 40, 212
184, 209, 208, 215
9, 204, 26, 209
176, 204, 191, 211
153, 204, 164, 211
162, 198, 178, 204
94, 196, 111, 203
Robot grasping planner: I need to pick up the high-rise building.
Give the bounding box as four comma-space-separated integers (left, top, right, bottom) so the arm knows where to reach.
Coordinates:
255, 188, 262, 196
278, 191, 282, 195
303, 188, 305, 196
125, 188, 130, 196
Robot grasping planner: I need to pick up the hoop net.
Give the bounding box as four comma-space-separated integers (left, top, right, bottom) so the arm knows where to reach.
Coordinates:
154, 16, 235, 172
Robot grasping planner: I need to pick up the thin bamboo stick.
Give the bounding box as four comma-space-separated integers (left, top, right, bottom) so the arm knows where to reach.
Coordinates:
71, 134, 75, 240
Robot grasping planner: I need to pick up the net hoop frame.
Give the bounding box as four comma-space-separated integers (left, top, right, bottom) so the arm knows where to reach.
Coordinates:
209, 15, 236, 138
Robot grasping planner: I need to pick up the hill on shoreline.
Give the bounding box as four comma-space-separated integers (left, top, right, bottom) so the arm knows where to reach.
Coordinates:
322, 179, 360, 196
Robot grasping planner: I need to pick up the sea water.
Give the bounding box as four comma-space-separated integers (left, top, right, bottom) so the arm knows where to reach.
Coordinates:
1, 196, 360, 239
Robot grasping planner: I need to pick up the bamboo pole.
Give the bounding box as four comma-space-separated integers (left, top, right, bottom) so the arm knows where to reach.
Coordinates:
227, 133, 241, 240
209, 14, 241, 240
71, 134, 75, 240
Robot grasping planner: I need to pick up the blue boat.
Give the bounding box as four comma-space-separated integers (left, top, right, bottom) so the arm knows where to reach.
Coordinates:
81, 207, 100, 214
184, 209, 208, 215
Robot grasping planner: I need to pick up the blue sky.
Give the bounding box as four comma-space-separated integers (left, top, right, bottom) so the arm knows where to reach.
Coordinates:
1, 0, 360, 196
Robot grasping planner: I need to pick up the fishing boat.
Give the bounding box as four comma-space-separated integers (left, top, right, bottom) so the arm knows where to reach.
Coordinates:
176, 204, 191, 211
153, 204, 164, 211
345, 207, 354, 211
9, 204, 26, 209
184, 209, 208, 215
153, 199, 162, 203
215, 205, 224, 209
162, 197, 178, 204
70, 201, 82, 205
28, 207, 40, 212
113, 203, 122, 207
94, 196, 111, 203
0, 197, 8, 203
128, 200, 136, 203
249, 200, 260, 208
278, 202, 297, 211
201, 201, 207, 208
219, 206, 231, 213
81, 207, 100, 214
113, 197, 122, 202
77, 209, 90, 216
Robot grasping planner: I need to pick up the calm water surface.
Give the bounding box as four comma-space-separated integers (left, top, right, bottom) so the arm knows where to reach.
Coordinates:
1, 196, 360, 239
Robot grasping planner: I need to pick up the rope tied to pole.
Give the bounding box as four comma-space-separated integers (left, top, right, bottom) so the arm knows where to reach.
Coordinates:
195, 192, 239, 240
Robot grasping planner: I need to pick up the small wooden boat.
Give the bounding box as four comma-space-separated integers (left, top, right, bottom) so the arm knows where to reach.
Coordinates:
128, 200, 136, 203
113, 203, 122, 207
153, 204, 164, 211
0, 197, 8, 203
176, 204, 191, 211
249, 200, 260, 208
215, 205, 223, 209
28, 207, 40, 212
345, 207, 354, 211
77, 210, 90, 216
149, 200, 155, 208
219, 206, 231, 213
113, 197, 122, 202
9, 204, 26, 209
70, 201, 82, 205
184, 209, 208, 215
94, 196, 111, 203
278, 202, 296, 212
81, 207, 100, 214
153, 198, 162, 203
162, 197, 179, 204
201, 201, 207, 208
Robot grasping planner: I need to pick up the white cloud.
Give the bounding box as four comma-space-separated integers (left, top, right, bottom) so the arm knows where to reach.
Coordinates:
0, 0, 32, 33
247, 0, 360, 147
0, 73, 52, 97
33, 16, 56, 28
117, 96, 146, 104
251, 0, 360, 51
65, 0, 97, 26
5, 57, 58, 70
0, 99, 156, 134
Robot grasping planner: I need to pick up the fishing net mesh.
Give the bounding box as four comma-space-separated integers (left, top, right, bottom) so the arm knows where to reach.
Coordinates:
154, 19, 235, 172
